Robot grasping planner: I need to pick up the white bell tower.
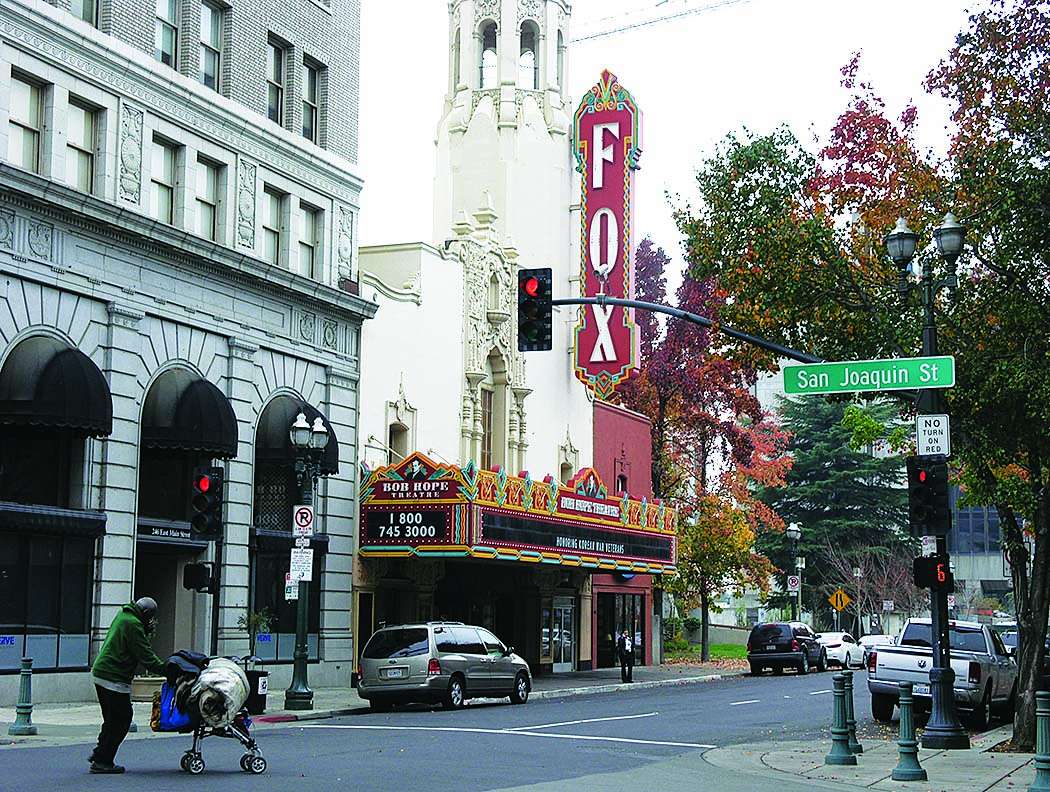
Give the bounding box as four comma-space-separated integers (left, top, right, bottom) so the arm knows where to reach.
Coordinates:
434, 0, 573, 267
433, 0, 592, 480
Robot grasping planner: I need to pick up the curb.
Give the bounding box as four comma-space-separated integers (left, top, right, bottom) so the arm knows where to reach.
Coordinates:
254, 671, 745, 723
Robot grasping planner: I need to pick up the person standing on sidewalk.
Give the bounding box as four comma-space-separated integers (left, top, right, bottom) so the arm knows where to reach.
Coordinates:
617, 628, 635, 683
89, 597, 166, 774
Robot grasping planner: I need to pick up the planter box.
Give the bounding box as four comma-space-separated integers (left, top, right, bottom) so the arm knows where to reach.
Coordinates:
131, 676, 164, 702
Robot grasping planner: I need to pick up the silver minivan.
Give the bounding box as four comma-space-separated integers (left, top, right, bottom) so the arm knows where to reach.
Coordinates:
358, 622, 532, 711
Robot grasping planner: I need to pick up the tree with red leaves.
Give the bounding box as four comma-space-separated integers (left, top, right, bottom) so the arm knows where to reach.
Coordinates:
616, 238, 791, 660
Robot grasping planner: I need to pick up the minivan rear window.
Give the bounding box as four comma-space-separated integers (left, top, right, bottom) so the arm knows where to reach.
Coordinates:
750, 624, 791, 642
363, 628, 429, 659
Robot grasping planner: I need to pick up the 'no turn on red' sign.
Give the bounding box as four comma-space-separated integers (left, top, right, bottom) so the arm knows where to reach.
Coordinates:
917, 414, 951, 457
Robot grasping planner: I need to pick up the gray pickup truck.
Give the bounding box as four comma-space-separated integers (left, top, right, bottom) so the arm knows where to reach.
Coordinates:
866, 618, 1017, 729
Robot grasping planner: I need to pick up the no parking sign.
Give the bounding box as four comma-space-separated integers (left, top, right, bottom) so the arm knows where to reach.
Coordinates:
292, 504, 314, 537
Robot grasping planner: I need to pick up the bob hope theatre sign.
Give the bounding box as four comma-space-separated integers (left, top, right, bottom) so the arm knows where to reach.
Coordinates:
359, 452, 676, 574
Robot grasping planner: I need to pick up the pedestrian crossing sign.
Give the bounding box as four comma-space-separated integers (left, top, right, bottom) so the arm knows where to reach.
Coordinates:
829, 588, 851, 612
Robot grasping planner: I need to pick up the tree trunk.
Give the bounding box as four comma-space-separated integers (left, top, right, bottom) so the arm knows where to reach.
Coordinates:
700, 588, 711, 662
1006, 474, 1050, 751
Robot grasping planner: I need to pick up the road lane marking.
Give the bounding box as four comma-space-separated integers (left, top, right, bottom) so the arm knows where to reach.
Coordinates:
728, 699, 760, 706
298, 724, 714, 749
505, 711, 658, 731
809, 689, 833, 695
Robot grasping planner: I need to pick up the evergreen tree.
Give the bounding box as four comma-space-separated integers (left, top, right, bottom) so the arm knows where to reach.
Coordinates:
756, 397, 909, 626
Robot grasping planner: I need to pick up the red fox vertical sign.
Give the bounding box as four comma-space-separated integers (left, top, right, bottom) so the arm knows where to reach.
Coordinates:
573, 70, 641, 400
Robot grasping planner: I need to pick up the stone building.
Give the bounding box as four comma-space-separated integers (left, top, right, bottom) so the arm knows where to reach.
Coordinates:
0, 0, 373, 700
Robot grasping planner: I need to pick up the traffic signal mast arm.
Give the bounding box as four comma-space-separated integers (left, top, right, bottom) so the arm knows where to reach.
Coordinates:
552, 295, 921, 402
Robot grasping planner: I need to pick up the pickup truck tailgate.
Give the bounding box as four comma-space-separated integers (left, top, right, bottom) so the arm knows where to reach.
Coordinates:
876, 646, 936, 685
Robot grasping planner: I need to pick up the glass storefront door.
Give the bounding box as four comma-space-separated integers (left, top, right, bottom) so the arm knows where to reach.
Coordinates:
552, 596, 575, 673
596, 592, 645, 668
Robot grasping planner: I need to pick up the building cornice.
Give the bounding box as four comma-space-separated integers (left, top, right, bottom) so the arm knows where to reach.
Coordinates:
1, 0, 364, 203
0, 164, 379, 324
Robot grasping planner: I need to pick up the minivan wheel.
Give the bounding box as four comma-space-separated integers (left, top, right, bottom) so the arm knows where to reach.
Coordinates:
443, 675, 465, 710
798, 652, 810, 675
749, 663, 763, 676
816, 650, 828, 673
511, 673, 529, 705
368, 699, 392, 713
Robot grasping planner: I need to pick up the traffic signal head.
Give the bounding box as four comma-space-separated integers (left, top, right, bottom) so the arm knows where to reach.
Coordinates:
517, 267, 552, 352
190, 466, 224, 538
906, 454, 950, 535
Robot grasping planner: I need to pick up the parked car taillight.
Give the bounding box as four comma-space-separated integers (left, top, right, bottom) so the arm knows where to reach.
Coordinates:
428, 658, 442, 676
968, 661, 982, 685
746, 641, 753, 652
867, 651, 877, 673
791, 639, 800, 651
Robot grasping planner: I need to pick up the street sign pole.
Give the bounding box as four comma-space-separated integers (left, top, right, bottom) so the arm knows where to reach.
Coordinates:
916, 264, 969, 751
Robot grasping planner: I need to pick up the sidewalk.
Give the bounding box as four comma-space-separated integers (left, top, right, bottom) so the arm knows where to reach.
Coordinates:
0, 662, 744, 749
704, 724, 1036, 791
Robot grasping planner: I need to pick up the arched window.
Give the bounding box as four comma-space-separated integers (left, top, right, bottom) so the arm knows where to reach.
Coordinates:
387, 422, 408, 464
479, 21, 497, 89
559, 462, 573, 486
452, 29, 461, 89
557, 30, 565, 89
616, 474, 628, 495
481, 351, 507, 470
519, 22, 538, 89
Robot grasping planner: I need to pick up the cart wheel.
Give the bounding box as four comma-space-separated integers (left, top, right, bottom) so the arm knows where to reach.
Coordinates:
248, 755, 267, 775
180, 754, 192, 772
187, 755, 205, 775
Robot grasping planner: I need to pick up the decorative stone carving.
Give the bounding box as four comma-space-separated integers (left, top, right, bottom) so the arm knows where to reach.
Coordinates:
27, 220, 53, 262
118, 104, 143, 203
228, 337, 259, 361
322, 319, 339, 350
336, 206, 355, 279
299, 312, 316, 343
0, 210, 14, 251
107, 302, 144, 329
236, 160, 257, 250
475, 0, 500, 23
519, 0, 542, 24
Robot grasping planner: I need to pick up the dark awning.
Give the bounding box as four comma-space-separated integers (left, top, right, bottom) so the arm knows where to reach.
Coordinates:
256, 397, 339, 474
142, 378, 238, 458
0, 502, 107, 538
0, 347, 113, 437
981, 579, 1012, 595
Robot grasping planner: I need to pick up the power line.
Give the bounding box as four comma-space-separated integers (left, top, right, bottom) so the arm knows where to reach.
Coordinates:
571, 0, 754, 43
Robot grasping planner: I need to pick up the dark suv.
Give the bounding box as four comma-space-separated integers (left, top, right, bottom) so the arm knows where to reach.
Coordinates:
747, 621, 827, 675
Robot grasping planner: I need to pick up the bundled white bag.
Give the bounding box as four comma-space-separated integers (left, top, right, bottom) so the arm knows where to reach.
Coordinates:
190, 657, 250, 727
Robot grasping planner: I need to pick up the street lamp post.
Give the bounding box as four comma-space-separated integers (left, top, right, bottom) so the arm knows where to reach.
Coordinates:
284, 412, 329, 712
853, 567, 863, 637
786, 523, 801, 620
886, 213, 969, 750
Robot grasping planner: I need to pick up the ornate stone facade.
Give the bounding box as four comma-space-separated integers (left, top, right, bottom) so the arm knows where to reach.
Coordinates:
118, 103, 143, 204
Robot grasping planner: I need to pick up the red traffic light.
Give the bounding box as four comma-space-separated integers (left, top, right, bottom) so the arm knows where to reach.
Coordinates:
918, 469, 927, 483
523, 276, 540, 297
196, 475, 211, 493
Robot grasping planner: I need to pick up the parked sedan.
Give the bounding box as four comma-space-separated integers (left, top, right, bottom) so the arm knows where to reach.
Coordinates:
858, 633, 895, 666
747, 621, 827, 675
818, 632, 864, 668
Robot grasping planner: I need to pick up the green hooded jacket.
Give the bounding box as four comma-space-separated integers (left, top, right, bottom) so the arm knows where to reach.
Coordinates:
91, 603, 166, 685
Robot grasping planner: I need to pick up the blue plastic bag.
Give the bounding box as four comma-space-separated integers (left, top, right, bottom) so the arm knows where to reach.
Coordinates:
157, 682, 192, 732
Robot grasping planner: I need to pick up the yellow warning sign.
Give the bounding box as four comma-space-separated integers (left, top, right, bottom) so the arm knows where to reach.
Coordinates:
829, 588, 852, 612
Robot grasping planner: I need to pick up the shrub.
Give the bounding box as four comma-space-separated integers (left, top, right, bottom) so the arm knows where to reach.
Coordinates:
683, 616, 703, 633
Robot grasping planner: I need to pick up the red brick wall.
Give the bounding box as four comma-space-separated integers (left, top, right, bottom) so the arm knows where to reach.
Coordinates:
592, 401, 653, 499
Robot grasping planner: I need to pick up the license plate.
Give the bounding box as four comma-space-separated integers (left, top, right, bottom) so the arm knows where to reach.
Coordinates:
766, 645, 776, 651
383, 668, 405, 679
913, 683, 930, 695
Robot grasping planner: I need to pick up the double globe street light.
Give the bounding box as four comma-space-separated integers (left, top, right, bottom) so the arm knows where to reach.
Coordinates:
284, 411, 330, 711
884, 211, 969, 750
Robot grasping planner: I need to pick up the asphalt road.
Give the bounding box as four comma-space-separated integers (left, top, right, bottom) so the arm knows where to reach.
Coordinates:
0, 670, 871, 792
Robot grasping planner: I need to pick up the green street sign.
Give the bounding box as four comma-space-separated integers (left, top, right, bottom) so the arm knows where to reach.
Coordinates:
783, 356, 955, 396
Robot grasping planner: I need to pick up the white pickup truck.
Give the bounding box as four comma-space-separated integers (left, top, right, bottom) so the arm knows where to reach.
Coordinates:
866, 618, 1017, 729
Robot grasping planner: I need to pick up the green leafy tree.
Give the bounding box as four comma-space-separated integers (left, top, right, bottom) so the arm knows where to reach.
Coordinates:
756, 398, 909, 628
675, 0, 1050, 746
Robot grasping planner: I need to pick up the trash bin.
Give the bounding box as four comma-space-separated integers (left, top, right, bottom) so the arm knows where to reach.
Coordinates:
245, 668, 269, 715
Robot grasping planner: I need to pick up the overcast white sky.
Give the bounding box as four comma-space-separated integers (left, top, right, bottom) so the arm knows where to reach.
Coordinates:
358, 0, 973, 285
